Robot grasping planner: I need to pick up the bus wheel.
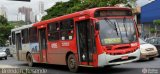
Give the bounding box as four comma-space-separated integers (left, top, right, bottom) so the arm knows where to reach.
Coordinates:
27, 53, 34, 67
67, 54, 78, 72
4, 57, 7, 60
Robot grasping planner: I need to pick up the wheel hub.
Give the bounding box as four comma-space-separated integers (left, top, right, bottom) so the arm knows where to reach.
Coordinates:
69, 58, 76, 69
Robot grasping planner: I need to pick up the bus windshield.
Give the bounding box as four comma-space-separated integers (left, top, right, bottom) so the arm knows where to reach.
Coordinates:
98, 18, 137, 45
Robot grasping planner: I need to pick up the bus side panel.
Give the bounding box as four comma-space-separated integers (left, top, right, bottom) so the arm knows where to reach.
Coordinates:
21, 44, 30, 61
47, 41, 67, 65
12, 45, 18, 59
47, 40, 77, 65
30, 43, 40, 63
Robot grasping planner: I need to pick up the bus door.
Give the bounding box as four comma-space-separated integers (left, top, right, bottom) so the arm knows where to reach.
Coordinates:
38, 28, 47, 63
15, 33, 22, 60
76, 19, 95, 65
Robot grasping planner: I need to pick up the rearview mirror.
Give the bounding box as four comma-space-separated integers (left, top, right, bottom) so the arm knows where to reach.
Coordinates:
95, 22, 100, 30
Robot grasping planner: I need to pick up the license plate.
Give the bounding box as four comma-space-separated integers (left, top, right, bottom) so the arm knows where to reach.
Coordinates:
121, 56, 128, 60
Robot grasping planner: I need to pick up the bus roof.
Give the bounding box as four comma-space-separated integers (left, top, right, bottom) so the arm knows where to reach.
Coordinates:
11, 24, 33, 32
33, 7, 130, 27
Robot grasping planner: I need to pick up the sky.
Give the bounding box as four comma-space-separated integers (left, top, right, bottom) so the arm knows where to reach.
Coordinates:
0, 0, 153, 21
136, 0, 155, 6
0, 0, 69, 21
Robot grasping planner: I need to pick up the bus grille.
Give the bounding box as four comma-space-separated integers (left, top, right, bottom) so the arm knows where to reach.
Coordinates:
109, 56, 136, 63
115, 46, 130, 50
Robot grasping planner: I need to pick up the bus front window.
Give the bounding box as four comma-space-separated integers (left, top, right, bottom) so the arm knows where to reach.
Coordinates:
98, 18, 137, 45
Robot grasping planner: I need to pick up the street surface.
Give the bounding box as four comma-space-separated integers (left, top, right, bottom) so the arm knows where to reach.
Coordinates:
0, 57, 160, 74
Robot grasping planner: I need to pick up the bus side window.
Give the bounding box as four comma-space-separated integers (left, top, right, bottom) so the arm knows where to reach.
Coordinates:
22, 29, 29, 43
9, 36, 12, 45
29, 27, 37, 43
12, 32, 15, 45
48, 22, 60, 41
60, 19, 74, 40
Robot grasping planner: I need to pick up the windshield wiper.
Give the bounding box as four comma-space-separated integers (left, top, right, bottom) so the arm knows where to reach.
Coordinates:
104, 18, 119, 36
123, 17, 134, 42
123, 17, 128, 37
104, 18, 123, 43
114, 19, 123, 43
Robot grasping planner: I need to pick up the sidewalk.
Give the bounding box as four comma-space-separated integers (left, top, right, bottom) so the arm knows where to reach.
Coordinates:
0, 65, 18, 68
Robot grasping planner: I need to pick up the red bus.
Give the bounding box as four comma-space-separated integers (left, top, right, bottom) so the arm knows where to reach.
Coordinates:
11, 7, 140, 72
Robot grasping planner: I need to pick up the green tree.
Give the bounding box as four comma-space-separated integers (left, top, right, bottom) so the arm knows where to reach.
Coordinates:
9, 20, 26, 27
127, 0, 137, 8
152, 19, 160, 36
0, 16, 8, 25
42, 0, 128, 20
0, 16, 14, 46
153, 19, 160, 26
150, 28, 156, 33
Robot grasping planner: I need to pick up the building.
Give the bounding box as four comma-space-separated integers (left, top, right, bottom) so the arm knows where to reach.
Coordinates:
39, 1, 44, 13
35, 1, 46, 22
35, 12, 47, 22
18, 6, 32, 24
141, 0, 160, 38
17, 13, 25, 21
30, 11, 36, 23
0, 6, 7, 18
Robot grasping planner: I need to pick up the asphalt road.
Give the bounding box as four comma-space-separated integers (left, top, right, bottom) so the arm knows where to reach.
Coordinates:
0, 57, 160, 74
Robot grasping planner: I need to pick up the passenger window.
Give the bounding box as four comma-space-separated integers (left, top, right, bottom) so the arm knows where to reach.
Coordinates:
158, 41, 160, 44
48, 22, 60, 41
29, 27, 37, 43
48, 22, 59, 31
60, 19, 74, 40
22, 29, 29, 43
9, 37, 12, 45
149, 39, 154, 44
12, 32, 15, 45
158, 38, 160, 44
154, 39, 158, 44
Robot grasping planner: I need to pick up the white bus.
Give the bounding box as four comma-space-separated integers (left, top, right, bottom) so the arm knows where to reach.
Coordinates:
10, 24, 33, 61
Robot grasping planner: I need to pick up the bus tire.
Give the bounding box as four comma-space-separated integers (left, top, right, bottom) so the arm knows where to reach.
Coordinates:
4, 57, 7, 60
27, 53, 34, 67
67, 54, 78, 72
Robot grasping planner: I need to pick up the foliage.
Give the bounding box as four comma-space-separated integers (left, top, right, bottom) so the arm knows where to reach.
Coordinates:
42, 0, 128, 20
153, 19, 160, 26
126, 0, 137, 8
0, 16, 8, 26
150, 28, 156, 33
0, 16, 14, 46
9, 20, 26, 27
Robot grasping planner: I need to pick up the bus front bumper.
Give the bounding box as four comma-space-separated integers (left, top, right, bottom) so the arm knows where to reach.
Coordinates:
98, 48, 140, 67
